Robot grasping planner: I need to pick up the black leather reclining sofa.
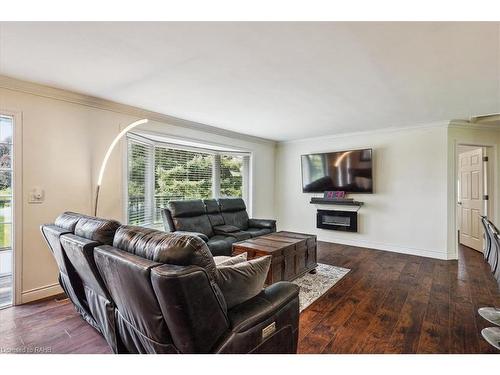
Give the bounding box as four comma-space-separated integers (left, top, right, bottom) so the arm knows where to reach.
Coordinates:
41, 212, 299, 354
161, 198, 276, 256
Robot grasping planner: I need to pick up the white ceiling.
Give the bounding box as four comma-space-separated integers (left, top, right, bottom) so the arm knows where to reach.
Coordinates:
0, 22, 499, 141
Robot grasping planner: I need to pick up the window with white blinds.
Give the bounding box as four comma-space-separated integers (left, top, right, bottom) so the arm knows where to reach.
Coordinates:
127, 135, 250, 227
127, 140, 153, 226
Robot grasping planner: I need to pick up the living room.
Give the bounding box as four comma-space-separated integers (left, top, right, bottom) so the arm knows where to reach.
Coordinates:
1, 1, 500, 371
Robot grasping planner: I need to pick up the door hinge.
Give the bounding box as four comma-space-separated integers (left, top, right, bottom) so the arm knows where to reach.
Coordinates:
483, 156, 489, 162
484, 195, 489, 201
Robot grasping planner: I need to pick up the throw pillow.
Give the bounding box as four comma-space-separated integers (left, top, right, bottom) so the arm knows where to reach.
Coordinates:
214, 252, 248, 266
216, 255, 271, 309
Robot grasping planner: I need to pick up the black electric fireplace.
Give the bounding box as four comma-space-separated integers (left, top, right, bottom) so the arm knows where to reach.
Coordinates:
316, 209, 358, 232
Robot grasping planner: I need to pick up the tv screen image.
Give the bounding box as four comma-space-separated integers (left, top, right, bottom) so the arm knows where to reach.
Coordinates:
301, 149, 373, 193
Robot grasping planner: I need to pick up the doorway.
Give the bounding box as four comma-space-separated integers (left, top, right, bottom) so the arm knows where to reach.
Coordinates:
456, 144, 493, 253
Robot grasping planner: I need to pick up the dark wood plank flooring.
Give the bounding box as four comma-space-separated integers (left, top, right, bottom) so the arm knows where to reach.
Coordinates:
299, 242, 500, 354
0, 242, 498, 354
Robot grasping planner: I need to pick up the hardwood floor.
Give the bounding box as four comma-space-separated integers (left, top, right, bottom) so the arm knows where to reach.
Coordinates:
299, 242, 500, 354
0, 242, 498, 354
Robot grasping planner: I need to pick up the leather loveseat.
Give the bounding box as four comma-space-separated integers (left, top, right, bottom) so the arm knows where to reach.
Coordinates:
41, 212, 299, 354
161, 198, 276, 256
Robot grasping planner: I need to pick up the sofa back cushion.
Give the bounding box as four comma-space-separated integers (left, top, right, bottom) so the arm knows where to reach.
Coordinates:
74, 216, 121, 245
218, 198, 249, 230
204, 199, 225, 227
167, 200, 214, 237
113, 225, 219, 285
54, 211, 86, 232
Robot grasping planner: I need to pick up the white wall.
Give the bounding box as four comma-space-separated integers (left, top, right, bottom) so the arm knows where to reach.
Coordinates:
0, 84, 276, 303
276, 125, 450, 259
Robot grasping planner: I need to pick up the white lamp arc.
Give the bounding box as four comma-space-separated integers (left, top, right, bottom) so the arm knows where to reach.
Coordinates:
94, 118, 149, 216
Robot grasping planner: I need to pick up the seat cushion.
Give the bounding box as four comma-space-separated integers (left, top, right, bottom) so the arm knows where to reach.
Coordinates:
207, 235, 237, 257
245, 227, 272, 238
217, 256, 272, 309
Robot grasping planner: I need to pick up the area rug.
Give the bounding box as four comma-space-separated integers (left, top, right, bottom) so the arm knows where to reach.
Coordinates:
292, 263, 350, 312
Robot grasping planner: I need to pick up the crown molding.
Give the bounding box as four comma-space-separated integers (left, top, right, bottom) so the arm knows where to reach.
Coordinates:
0, 74, 276, 146
449, 119, 500, 132
278, 120, 450, 145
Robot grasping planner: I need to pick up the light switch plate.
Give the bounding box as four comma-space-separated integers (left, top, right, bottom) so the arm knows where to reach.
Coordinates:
28, 187, 44, 204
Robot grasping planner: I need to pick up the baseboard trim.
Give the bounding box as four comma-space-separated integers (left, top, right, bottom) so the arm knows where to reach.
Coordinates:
318, 237, 450, 260
21, 283, 63, 304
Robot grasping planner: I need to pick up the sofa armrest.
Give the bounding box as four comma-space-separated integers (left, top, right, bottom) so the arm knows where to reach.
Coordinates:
172, 231, 209, 242
248, 218, 277, 231
227, 281, 299, 333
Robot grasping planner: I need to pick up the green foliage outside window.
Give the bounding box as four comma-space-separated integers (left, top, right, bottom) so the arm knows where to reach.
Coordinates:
0, 122, 12, 249
220, 155, 243, 198
155, 147, 213, 200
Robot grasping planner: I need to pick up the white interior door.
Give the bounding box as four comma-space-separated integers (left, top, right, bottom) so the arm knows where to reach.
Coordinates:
458, 148, 484, 252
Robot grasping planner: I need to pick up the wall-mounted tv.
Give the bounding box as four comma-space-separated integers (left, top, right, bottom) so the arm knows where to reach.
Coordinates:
301, 149, 373, 193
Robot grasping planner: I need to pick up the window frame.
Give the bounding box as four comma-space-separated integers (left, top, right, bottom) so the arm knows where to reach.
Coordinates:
124, 132, 252, 227
0, 110, 22, 306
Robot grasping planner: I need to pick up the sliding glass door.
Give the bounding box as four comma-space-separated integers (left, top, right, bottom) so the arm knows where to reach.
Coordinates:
0, 115, 13, 308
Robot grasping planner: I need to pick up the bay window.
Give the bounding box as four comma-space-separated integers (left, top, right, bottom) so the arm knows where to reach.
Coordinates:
126, 134, 250, 228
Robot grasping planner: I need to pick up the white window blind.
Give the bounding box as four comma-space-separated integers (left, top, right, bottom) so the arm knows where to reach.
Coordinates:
127, 140, 154, 226
127, 135, 251, 227
154, 146, 214, 225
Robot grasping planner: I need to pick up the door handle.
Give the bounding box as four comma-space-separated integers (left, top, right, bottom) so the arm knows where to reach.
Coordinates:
458, 202, 462, 205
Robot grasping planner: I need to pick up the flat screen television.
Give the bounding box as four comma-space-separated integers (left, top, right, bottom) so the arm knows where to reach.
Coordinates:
301, 149, 373, 193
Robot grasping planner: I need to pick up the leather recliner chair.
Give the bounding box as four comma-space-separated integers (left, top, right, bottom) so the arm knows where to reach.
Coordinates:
40, 212, 98, 329
42, 212, 299, 354
93, 225, 300, 353
162, 198, 276, 256
58, 216, 123, 353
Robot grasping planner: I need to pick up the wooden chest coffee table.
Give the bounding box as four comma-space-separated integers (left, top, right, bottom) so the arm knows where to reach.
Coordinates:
232, 231, 317, 284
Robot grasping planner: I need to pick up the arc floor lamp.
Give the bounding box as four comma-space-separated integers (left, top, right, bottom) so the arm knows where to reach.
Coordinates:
94, 118, 149, 216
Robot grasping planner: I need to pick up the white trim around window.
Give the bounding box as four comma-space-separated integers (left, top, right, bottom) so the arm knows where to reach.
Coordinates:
0, 109, 23, 306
